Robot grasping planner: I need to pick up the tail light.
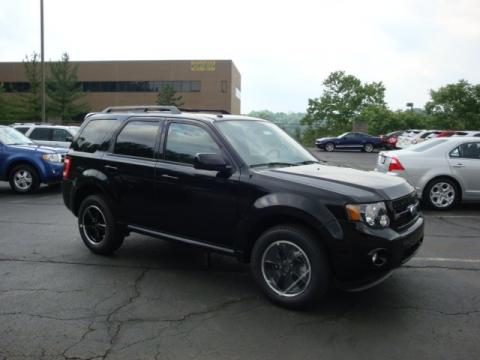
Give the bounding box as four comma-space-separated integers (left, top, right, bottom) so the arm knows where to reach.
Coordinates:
388, 156, 405, 171
63, 155, 72, 180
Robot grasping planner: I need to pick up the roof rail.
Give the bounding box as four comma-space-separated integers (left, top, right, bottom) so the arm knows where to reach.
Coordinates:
179, 108, 230, 115
102, 106, 181, 114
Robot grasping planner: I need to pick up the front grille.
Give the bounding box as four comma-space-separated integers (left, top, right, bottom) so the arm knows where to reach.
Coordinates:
390, 192, 419, 230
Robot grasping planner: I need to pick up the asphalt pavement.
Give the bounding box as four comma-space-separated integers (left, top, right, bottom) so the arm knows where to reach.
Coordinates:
0, 153, 479, 360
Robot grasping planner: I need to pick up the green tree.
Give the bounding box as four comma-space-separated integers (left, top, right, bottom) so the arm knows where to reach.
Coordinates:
425, 80, 480, 130
20, 53, 42, 121
302, 71, 387, 134
47, 53, 89, 123
156, 83, 184, 107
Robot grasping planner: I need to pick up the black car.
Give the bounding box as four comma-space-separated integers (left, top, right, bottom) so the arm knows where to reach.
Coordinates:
62, 106, 424, 308
316, 132, 383, 152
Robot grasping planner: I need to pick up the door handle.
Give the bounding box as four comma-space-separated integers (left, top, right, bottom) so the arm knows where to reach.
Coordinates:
453, 163, 465, 168
104, 165, 118, 171
160, 174, 179, 180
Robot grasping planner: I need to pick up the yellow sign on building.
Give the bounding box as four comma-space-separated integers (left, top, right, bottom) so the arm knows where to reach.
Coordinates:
191, 60, 216, 72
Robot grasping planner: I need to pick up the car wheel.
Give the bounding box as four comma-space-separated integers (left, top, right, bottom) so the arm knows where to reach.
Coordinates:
363, 143, 374, 153
325, 142, 335, 152
424, 178, 459, 211
9, 164, 40, 194
251, 224, 330, 309
78, 195, 124, 255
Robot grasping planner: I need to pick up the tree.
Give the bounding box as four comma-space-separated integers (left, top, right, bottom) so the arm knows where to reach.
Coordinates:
425, 80, 480, 130
156, 83, 184, 107
20, 53, 42, 120
0, 84, 9, 122
47, 53, 89, 123
302, 71, 387, 134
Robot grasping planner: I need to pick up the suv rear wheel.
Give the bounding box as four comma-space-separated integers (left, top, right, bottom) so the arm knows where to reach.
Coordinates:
78, 195, 124, 254
9, 164, 40, 194
251, 224, 330, 309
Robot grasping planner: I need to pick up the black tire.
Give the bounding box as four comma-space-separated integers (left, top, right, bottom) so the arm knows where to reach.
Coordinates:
78, 195, 124, 255
324, 142, 335, 152
423, 177, 459, 211
363, 143, 374, 153
9, 164, 40, 194
251, 224, 331, 309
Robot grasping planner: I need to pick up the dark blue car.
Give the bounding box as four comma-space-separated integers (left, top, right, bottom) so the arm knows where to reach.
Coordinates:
315, 132, 382, 153
0, 125, 67, 193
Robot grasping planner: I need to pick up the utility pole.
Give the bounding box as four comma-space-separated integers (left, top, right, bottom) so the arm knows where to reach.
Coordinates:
40, 0, 46, 122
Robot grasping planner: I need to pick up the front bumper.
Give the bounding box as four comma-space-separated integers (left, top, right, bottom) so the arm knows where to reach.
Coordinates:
40, 161, 64, 184
333, 215, 424, 291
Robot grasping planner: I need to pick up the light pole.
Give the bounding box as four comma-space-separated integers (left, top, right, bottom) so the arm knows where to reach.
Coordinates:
40, 0, 46, 122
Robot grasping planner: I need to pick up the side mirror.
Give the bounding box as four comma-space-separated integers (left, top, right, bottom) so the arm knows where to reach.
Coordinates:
194, 153, 230, 172
66, 136, 73, 142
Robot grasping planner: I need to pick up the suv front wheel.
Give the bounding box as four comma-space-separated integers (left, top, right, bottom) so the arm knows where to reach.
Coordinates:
251, 224, 330, 309
78, 195, 124, 255
9, 164, 40, 194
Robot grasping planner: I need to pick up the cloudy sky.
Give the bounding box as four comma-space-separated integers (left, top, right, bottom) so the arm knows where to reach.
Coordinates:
1, 0, 479, 113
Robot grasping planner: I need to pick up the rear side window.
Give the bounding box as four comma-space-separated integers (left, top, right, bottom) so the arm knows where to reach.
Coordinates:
72, 119, 120, 153
30, 128, 53, 140
450, 142, 480, 159
15, 127, 30, 134
114, 121, 159, 159
165, 123, 221, 165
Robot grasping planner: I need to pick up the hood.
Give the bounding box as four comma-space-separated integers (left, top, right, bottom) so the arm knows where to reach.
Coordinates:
8, 143, 68, 155
258, 164, 414, 202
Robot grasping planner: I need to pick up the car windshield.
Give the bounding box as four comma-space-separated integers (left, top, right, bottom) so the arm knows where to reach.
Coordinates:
0, 127, 34, 145
216, 120, 317, 167
338, 132, 349, 138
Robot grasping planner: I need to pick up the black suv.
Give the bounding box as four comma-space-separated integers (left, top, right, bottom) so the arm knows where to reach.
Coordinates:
63, 106, 424, 308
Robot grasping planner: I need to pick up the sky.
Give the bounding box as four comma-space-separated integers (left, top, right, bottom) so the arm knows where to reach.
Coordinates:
0, 0, 479, 113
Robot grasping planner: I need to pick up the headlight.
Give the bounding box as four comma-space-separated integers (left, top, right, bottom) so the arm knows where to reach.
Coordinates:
346, 202, 390, 228
42, 154, 62, 163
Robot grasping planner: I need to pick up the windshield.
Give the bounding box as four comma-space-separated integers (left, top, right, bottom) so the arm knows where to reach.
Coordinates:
338, 132, 349, 138
0, 127, 34, 145
216, 120, 317, 167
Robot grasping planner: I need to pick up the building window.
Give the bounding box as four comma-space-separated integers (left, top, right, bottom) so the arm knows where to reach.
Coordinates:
1, 81, 202, 93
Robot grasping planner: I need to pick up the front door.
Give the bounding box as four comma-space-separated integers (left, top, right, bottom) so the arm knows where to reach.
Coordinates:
154, 121, 239, 248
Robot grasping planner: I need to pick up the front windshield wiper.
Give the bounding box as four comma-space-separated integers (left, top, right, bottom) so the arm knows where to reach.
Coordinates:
294, 160, 321, 165
250, 162, 295, 168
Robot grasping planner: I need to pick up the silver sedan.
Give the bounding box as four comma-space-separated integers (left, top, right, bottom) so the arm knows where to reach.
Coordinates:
375, 137, 480, 210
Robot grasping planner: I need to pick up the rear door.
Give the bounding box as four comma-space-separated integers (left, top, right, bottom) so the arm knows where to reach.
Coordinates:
103, 118, 162, 226
448, 142, 480, 200
29, 127, 53, 146
154, 120, 239, 248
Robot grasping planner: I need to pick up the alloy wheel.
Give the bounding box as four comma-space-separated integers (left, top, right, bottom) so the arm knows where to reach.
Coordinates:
81, 205, 107, 245
13, 169, 33, 191
261, 240, 312, 297
430, 182, 455, 208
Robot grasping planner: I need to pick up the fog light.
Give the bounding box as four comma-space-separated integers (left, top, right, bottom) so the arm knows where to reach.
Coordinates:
369, 248, 388, 267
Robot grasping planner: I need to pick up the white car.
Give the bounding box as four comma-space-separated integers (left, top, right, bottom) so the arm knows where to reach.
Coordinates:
397, 130, 440, 149
395, 129, 422, 149
11, 123, 80, 148
375, 137, 480, 210
452, 131, 480, 137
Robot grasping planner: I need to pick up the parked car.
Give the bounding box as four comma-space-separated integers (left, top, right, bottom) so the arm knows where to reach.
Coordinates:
452, 131, 480, 137
425, 130, 456, 140
380, 130, 403, 149
11, 123, 80, 148
375, 137, 480, 210
63, 106, 424, 308
315, 132, 382, 153
396, 130, 440, 149
395, 129, 422, 149
0, 125, 67, 193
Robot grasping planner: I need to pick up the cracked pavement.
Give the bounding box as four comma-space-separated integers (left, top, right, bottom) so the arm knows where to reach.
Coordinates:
0, 177, 479, 359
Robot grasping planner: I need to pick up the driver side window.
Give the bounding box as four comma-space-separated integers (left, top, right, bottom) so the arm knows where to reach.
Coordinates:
165, 123, 222, 165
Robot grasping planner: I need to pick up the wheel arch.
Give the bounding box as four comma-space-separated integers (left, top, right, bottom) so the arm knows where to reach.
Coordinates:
6, 159, 43, 181
422, 175, 463, 202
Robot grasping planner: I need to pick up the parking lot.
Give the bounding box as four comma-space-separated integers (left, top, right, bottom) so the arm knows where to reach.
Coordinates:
1, 151, 479, 360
